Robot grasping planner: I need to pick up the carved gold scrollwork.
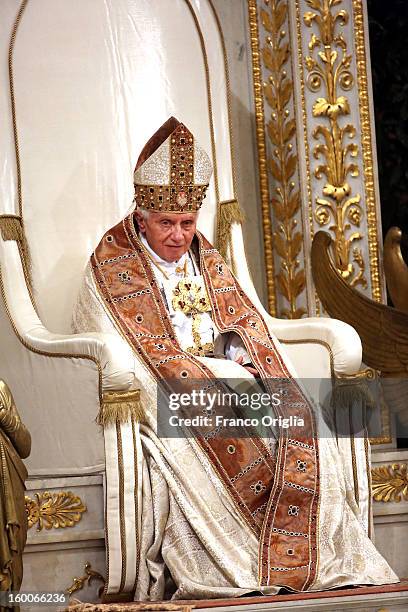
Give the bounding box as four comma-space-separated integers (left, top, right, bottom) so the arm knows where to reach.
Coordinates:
25, 491, 87, 531
303, 0, 367, 288
371, 464, 408, 503
261, 0, 306, 319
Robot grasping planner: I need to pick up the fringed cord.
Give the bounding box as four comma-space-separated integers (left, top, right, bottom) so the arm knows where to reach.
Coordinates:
97, 390, 144, 427
216, 199, 244, 273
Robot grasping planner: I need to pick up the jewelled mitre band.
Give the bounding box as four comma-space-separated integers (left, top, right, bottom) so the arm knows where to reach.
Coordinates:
134, 184, 209, 214
134, 118, 212, 213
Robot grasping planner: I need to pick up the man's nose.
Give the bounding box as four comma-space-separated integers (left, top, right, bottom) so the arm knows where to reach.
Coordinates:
171, 225, 183, 241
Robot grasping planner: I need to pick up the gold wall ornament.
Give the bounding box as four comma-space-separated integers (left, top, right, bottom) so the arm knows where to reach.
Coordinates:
25, 491, 87, 531
260, 0, 307, 319
383, 227, 408, 314
352, 0, 383, 302
371, 464, 408, 503
248, 0, 277, 316
311, 231, 408, 375
66, 562, 105, 596
303, 0, 367, 289
311, 230, 408, 444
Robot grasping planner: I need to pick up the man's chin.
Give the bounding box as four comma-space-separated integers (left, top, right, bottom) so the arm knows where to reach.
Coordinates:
163, 246, 186, 262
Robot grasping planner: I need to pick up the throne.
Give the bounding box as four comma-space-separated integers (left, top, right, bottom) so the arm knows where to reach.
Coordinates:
0, 0, 363, 603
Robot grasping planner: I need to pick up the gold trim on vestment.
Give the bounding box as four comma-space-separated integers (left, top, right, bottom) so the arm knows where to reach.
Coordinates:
116, 422, 127, 593
349, 416, 359, 507
131, 419, 140, 597
364, 418, 373, 538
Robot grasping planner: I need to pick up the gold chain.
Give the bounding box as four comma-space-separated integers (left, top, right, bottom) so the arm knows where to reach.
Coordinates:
139, 240, 188, 281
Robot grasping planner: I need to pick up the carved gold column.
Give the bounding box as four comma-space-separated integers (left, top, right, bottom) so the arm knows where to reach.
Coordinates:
249, 0, 385, 316
249, 0, 308, 318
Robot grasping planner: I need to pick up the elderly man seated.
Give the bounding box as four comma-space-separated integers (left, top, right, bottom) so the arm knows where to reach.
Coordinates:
72, 117, 397, 601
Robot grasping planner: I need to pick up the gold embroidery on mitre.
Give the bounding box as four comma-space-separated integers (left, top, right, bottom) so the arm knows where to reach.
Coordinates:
134, 123, 211, 213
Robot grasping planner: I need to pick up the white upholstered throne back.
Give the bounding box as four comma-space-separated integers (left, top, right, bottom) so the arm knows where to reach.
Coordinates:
2, 0, 247, 334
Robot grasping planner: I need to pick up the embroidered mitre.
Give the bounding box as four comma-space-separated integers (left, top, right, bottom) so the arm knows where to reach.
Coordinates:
133, 117, 212, 213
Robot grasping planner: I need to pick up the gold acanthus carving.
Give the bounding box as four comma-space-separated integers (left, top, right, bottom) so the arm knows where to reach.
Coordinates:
261, 0, 306, 319
303, 0, 367, 289
371, 464, 408, 503
25, 491, 87, 531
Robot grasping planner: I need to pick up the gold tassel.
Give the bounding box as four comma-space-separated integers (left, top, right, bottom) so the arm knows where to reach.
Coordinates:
0, 215, 32, 282
216, 199, 244, 263
330, 376, 376, 412
0, 215, 24, 242
97, 390, 144, 427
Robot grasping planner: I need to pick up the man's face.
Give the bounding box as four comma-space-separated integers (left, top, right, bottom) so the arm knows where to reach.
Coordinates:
135, 210, 198, 262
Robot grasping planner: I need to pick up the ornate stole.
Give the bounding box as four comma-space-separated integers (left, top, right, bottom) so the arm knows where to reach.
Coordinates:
91, 213, 319, 591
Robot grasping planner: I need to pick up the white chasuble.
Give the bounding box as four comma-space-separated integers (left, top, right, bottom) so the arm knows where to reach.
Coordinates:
71, 245, 398, 600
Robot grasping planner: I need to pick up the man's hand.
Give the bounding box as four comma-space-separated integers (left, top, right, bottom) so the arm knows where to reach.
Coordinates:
235, 355, 260, 377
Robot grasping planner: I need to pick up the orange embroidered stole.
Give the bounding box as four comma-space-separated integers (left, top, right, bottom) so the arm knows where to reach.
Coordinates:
91, 213, 319, 590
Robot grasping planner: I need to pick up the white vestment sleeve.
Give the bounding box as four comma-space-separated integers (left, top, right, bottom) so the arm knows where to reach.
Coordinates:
71, 262, 141, 391
224, 332, 251, 365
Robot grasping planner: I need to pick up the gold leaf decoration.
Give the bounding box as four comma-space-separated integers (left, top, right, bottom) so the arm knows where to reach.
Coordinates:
371, 464, 408, 503
262, 0, 306, 319
303, 0, 367, 288
66, 562, 105, 596
25, 491, 87, 531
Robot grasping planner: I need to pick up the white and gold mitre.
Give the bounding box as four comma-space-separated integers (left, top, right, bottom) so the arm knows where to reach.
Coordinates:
134, 117, 212, 213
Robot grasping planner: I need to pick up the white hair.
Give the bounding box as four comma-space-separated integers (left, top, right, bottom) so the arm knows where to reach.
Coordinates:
136, 207, 151, 220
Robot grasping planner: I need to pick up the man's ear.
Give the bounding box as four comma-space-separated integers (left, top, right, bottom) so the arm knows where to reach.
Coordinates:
134, 210, 146, 233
